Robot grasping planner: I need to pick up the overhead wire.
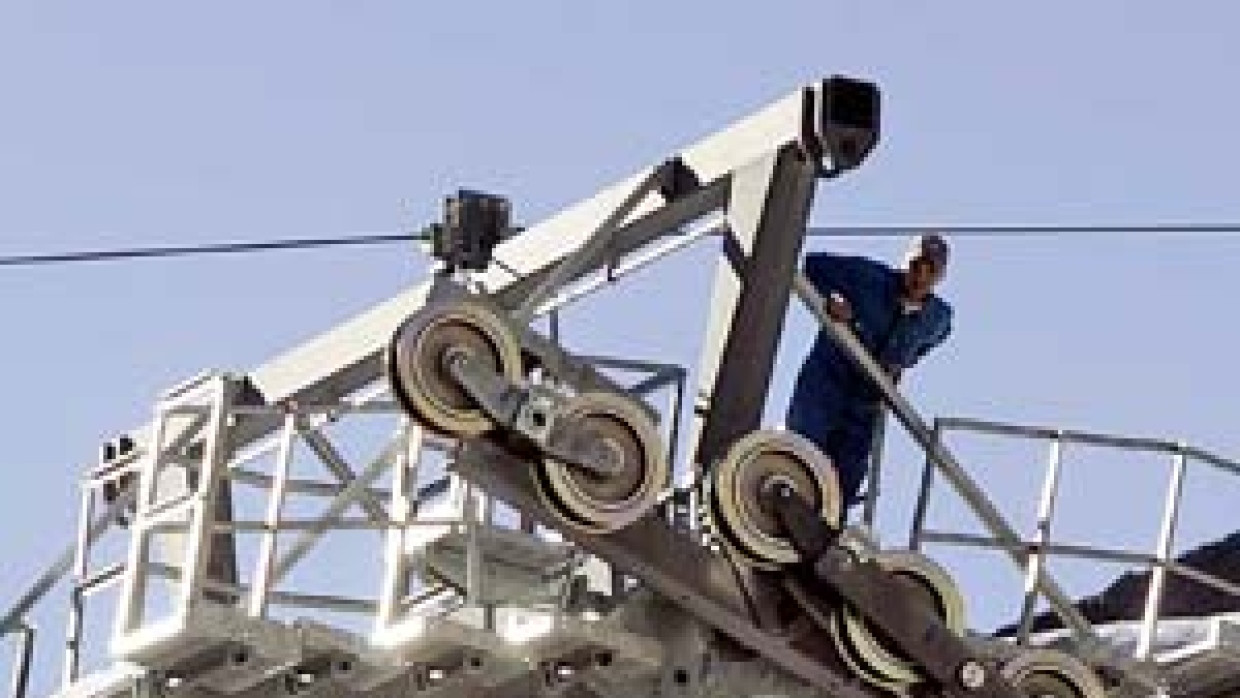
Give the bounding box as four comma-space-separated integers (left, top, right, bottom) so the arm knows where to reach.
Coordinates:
3, 223, 1240, 268
0, 232, 428, 268
807, 223, 1240, 237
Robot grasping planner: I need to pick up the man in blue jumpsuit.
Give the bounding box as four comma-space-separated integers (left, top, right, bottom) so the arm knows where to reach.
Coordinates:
787, 234, 953, 512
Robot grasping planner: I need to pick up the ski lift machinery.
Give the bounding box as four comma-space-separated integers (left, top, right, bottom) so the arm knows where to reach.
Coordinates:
5, 76, 1147, 698
384, 75, 1115, 698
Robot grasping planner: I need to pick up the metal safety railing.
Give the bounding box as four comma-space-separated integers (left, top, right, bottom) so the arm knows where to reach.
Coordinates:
794, 275, 1108, 648
906, 416, 1240, 660
3, 352, 687, 696
6, 625, 34, 698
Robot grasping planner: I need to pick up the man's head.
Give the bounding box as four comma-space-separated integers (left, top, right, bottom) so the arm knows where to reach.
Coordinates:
901, 233, 949, 302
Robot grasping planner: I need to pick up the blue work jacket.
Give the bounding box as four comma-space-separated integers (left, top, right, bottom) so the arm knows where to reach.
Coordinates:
794, 252, 952, 403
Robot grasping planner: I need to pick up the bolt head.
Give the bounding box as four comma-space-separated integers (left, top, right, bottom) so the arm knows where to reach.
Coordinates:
958, 660, 987, 690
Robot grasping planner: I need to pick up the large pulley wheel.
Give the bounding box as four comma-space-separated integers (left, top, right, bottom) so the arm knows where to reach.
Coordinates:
535, 392, 668, 534
388, 299, 523, 437
828, 551, 966, 692
707, 430, 841, 569
1000, 649, 1106, 698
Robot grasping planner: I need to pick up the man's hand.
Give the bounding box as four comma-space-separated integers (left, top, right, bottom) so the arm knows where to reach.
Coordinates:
826, 292, 854, 323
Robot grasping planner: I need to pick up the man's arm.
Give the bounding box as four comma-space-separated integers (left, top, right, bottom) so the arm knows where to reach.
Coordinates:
803, 252, 861, 296
804, 253, 863, 322
911, 302, 952, 363
878, 300, 952, 371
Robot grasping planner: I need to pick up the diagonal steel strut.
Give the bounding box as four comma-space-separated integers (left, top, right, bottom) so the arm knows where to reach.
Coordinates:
269, 431, 405, 583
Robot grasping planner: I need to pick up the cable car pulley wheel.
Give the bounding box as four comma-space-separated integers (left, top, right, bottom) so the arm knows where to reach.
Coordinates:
707, 430, 842, 569
1000, 649, 1107, 698
388, 299, 523, 437
535, 392, 668, 534
827, 550, 966, 692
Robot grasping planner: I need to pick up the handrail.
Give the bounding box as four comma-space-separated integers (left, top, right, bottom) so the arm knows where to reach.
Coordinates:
914, 416, 1240, 661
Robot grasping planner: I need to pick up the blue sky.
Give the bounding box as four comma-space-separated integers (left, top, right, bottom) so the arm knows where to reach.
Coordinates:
4, 1, 1240, 690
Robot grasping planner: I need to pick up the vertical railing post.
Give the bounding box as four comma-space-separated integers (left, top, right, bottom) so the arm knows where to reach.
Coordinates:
1017, 432, 1065, 643
62, 481, 94, 688
907, 419, 942, 551
248, 412, 297, 618
862, 407, 888, 529
376, 424, 422, 636
175, 378, 236, 615
1136, 444, 1188, 659
465, 481, 483, 609
666, 368, 686, 482
9, 625, 35, 698
115, 408, 168, 638
481, 491, 496, 632
549, 308, 561, 347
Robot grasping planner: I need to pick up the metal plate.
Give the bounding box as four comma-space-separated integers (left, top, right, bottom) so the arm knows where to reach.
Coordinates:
536, 392, 668, 534
708, 430, 841, 568
389, 299, 523, 437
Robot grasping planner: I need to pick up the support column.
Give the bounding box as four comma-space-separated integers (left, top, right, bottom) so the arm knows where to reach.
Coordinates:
687, 145, 817, 474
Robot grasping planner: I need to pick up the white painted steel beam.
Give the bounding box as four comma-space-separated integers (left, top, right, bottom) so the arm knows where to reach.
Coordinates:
104, 80, 849, 461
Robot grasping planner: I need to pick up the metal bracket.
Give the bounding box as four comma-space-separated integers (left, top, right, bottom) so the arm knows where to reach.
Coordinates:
445, 350, 529, 427
446, 353, 622, 477
427, 276, 660, 424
